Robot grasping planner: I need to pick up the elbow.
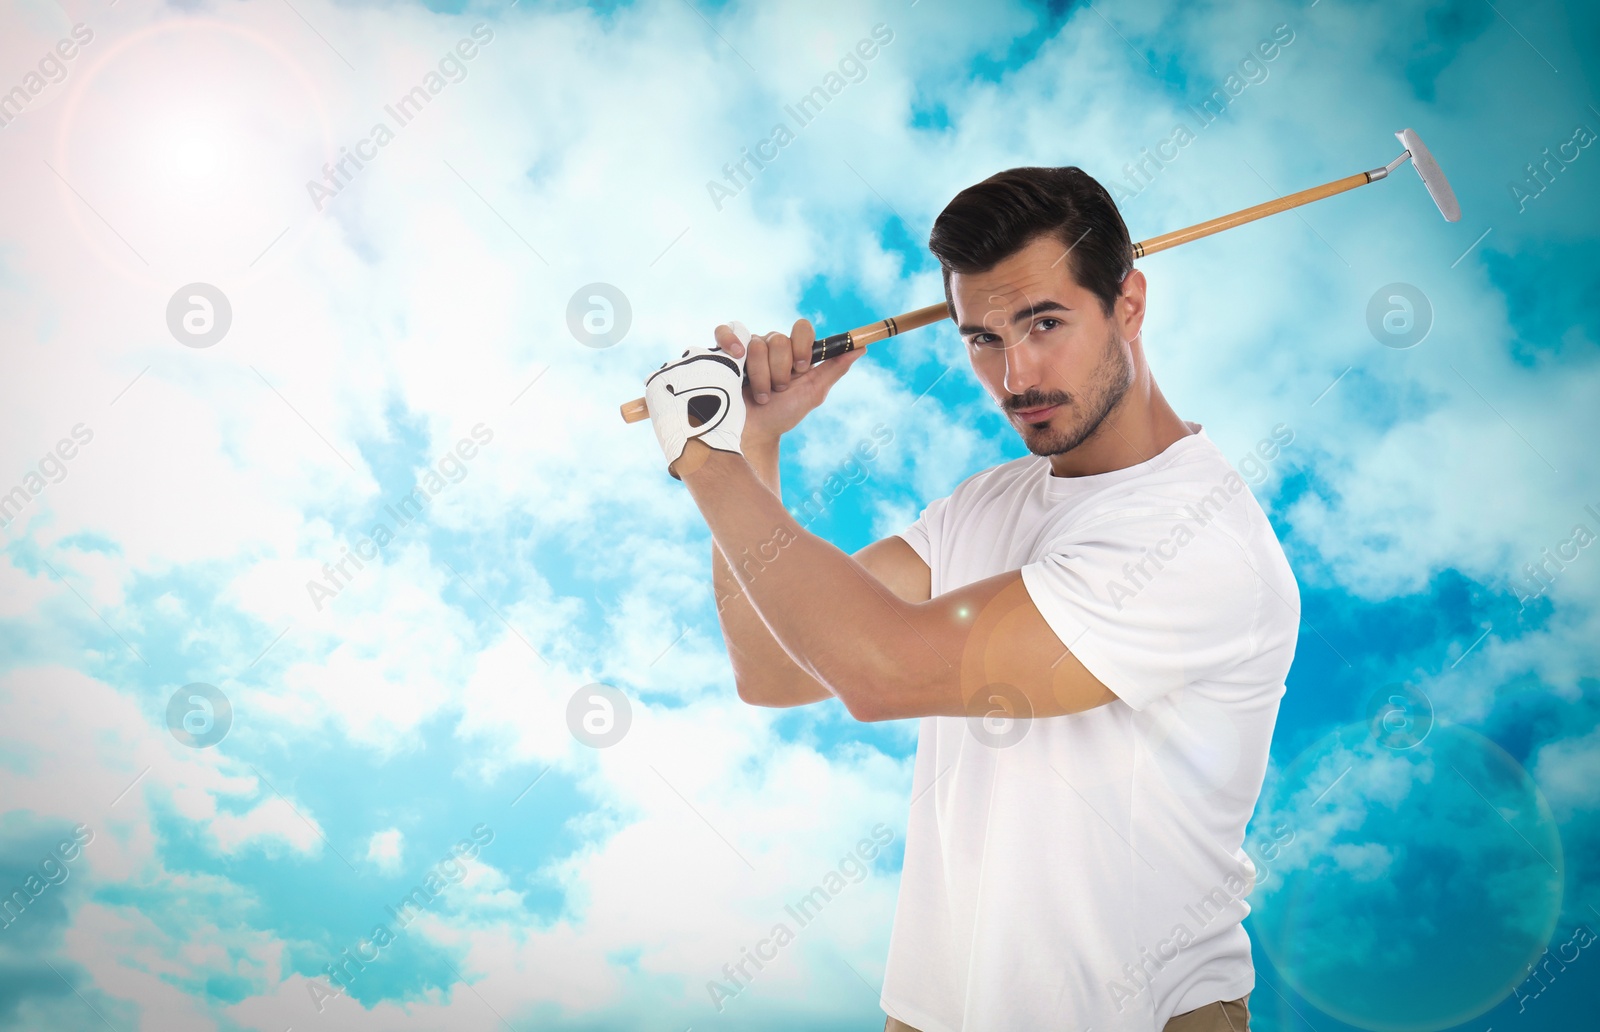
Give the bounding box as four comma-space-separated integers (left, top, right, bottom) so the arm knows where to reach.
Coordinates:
735, 678, 776, 708
846, 663, 951, 722
837, 676, 899, 723
842, 692, 879, 723
735, 675, 824, 710
730, 657, 780, 707
837, 651, 925, 723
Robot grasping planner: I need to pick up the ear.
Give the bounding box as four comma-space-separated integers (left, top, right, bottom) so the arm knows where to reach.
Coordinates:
1117, 268, 1147, 340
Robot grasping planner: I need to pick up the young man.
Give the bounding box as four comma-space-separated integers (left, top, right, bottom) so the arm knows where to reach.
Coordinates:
643, 166, 1298, 1031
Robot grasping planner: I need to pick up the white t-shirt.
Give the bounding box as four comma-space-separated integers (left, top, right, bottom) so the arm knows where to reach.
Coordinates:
880, 421, 1299, 1032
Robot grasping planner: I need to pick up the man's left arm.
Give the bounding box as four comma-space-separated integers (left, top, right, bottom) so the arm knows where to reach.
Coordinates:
677, 441, 1118, 723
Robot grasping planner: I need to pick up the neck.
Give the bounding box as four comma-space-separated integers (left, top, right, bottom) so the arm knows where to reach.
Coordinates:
1046, 367, 1191, 478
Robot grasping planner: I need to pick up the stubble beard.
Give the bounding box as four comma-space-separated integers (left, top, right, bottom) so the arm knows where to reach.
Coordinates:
1016, 323, 1134, 458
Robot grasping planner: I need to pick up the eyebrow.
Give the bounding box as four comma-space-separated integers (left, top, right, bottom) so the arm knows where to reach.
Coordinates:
956, 299, 1072, 337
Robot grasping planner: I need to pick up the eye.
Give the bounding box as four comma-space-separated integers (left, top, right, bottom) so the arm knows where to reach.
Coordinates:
1034, 317, 1062, 332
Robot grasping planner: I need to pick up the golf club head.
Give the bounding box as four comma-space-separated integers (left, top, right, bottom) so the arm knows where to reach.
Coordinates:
1396, 128, 1461, 222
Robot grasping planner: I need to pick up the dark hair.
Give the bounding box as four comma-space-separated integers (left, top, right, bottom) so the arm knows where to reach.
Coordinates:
928, 166, 1134, 320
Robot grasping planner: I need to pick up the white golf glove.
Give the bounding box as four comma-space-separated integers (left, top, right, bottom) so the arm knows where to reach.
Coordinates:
645, 321, 751, 481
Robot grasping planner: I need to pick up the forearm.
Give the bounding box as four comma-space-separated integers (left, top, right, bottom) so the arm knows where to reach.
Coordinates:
710, 438, 831, 705
681, 443, 934, 718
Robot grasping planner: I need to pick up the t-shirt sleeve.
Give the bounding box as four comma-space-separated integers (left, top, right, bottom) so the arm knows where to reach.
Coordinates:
894, 494, 949, 571
1018, 512, 1262, 711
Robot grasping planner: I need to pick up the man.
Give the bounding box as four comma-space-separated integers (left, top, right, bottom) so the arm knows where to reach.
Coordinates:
643, 165, 1298, 1031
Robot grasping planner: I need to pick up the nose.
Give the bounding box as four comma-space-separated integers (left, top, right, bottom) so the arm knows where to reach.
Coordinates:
1000, 334, 1044, 398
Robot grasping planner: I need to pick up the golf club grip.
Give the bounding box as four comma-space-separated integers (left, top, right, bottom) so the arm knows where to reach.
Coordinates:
618, 301, 952, 423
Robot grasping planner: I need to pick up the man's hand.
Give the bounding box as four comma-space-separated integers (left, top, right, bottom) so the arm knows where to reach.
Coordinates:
645, 326, 751, 481
714, 317, 866, 448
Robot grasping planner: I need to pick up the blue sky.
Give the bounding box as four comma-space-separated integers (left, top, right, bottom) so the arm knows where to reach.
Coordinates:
0, 0, 1596, 1029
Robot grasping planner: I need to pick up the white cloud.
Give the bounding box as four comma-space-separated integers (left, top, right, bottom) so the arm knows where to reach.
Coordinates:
2, 0, 1596, 1027
209, 796, 323, 857
1531, 724, 1600, 819
366, 827, 404, 873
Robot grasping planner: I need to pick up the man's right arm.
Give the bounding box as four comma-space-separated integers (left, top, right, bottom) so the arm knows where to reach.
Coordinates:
716, 435, 931, 709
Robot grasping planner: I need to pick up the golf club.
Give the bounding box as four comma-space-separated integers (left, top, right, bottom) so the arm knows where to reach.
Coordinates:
619, 127, 1459, 424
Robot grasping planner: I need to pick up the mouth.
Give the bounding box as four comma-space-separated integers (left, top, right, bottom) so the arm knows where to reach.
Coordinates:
1013, 404, 1058, 422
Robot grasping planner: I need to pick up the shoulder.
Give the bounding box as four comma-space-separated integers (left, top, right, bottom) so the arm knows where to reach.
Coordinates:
948, 453, 1040, 503
1165, 435, 1301, 622
1083, 433, 1260, 526
1053, 435, 1296, 591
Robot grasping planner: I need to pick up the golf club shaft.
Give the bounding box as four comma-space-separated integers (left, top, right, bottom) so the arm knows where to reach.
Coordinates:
1132, 171, 1369, 257
619, 169, 1375, 424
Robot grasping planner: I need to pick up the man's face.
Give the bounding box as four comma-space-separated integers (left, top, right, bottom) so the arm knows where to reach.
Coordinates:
950, 233, 1135, 458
